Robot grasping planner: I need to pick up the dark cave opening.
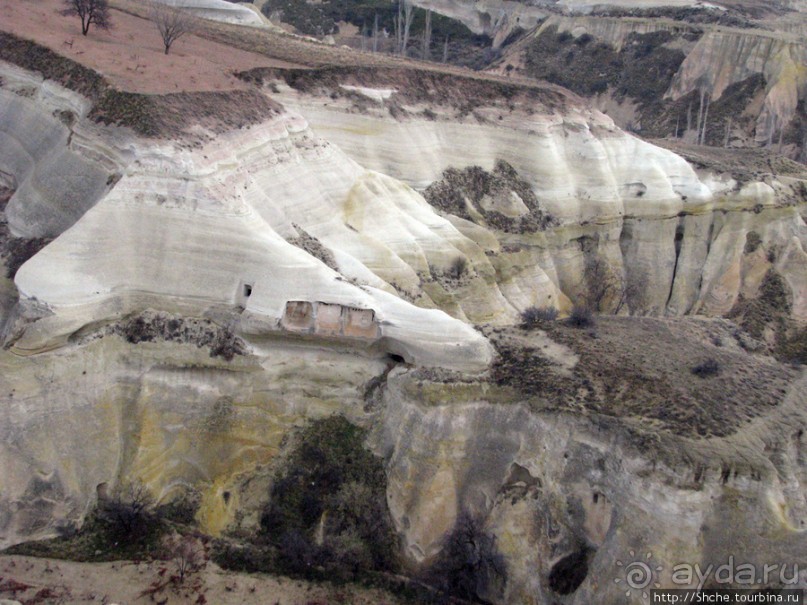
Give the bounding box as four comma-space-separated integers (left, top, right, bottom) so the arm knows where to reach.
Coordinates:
548, 547, 591, 595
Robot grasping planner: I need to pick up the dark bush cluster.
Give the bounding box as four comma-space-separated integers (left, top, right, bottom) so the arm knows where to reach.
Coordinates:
447, 256, 468, 280
95, 483, 164, 550
691, 358, 721, 378
567, 305, 595, 328
423, 160, 555, 233
115, 313, 246, 361
258, 416, 398, 581
520, 305, 559, 328
426, 513, 506, 602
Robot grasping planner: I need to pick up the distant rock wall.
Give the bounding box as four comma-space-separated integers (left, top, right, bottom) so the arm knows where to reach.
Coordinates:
512, 14, 807, 155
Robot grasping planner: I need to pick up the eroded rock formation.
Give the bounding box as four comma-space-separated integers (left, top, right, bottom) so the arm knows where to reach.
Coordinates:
0, 33, 805, 605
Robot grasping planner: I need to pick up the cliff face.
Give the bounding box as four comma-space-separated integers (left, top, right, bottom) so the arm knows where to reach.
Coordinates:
275, 75, 807, 321
0, 52, 806, 604
667, 27, 807, 146
492, 11, 807, 160
377, 348, 807, 604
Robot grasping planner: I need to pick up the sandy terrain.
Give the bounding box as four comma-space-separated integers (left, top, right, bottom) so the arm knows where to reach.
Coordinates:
0, 555, 404, 604
0, 0, 301, 93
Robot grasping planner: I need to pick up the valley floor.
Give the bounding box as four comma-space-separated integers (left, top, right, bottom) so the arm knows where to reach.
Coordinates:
0, 554, 404, 605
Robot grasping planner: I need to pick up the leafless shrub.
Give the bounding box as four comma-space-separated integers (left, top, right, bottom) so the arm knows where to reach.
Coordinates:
691, 358, 720, 377
448, 256, 467, 279
521, 306, 558, 328
97, 481, 159, 544
164, 534, 205, 583
568, 304, 595, 328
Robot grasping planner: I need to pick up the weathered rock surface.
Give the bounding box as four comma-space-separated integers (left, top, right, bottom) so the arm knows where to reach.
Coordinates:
153, 0, 267, 28
0, 52, 805, 605
277, 79, 807, 320
376, 319, 807, 603
494, 11, 807, 159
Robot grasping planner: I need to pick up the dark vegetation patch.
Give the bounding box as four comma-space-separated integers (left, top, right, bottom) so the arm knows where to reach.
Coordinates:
5, 484, 168, 562
781, 99, 807, 163
0, 32, 107, 99
0, 187, 52, 279
651, 138, 807, 182
487, 316, 797, 439
729, 269, 791, 339
425, 513, 506, 602
422, 160, 556, 233
0, 32, 280, 138
691, 357, 721, 377
729, 269, 807, 365
212, 416, 494, 603
256, 416, 397, 581
744, 231, 763, 254
644, 74, 766, 144
287, 226, 339, 272
90, 89, 281, 138
90, 311, 247, 360
525, 28, 688, 107
238, 65, 565, 113
567, 305, 595, 328
522, 26, 776, 147
521, 306, 558, 328
588, 5, 763, 26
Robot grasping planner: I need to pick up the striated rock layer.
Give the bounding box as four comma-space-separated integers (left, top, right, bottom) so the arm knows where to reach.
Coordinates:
0, 57, 806, 605
276, 79, 807, 321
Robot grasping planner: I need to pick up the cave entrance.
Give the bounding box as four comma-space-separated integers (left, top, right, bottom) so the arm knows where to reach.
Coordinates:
548, 547, 591, 595
237, 281, 254, 308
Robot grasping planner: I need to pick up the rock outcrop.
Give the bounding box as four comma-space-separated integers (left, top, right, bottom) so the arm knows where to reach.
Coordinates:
493, 10, 807, 160
153, 0, 267, 28
0, 39, 805, 605
274, 74, 807, 321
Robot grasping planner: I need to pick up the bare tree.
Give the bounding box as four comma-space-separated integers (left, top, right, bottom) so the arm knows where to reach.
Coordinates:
699, 92, 710, 145
395, 0, 415, 56
394, 2, 402, 54
422, 9, 432, 60
164, 534, 204, 583
62, 0, 112, 36
97, 481, 157, 543
695, 88, 705, 142
372, 13, 379, 53
442, 35, 449, 63
580, 257, 642, 314
686, 101, 692, 133
150, 2, 196, 55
